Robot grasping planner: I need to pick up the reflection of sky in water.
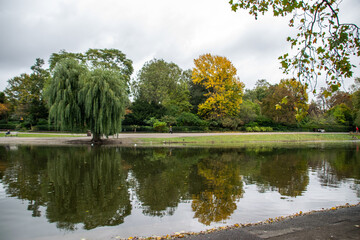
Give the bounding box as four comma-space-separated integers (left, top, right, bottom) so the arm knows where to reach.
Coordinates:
0, 144, 359, 240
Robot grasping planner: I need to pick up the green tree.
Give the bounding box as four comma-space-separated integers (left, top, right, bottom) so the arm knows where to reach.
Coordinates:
84, 49, 133, 82
49, 49, 133, 94
327, 103, 352, 125
238, 100, 261, 124
4, 58, 49, 125
352, 78, 360, 126
46, 49, 132, 141
50, 49, 133, 77
243, 79, 271, 103
192, 54, 244, 120
189, 78, 208, 115
49, 50, 84, 71
79, 68, 128, 141
176, 112, 206, 127
241, 79, 271, 124
123, 99, 166, 126
132, 59, 191, 115
45, 58, 86, 132
229, 0, 359, 91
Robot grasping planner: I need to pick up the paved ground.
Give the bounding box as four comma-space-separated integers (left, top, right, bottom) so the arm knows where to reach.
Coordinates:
179, 205, 360, 240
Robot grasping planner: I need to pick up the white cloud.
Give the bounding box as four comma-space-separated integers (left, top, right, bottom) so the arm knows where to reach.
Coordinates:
0, 0, 359, 92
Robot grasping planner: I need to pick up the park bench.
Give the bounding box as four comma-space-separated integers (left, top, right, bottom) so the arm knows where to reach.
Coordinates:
5, 132, 18, 137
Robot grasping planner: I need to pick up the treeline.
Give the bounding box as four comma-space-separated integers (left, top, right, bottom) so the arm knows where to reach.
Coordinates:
0, 48, 359, 133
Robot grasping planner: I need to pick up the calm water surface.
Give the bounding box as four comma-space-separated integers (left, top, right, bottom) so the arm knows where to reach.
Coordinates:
0, 143, 359, 240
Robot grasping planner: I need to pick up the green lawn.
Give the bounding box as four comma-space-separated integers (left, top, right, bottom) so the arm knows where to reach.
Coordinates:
139, 133, 360, 146
0, 133, 84, 138
1, 132, 359, 147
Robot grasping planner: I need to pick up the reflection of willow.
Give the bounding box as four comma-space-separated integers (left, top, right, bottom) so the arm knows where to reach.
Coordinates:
191, 152, 243, 225
1, 145, 49, 217
45, 147, 131, 230
122, 148, 199, 217
254, 152, 309, 197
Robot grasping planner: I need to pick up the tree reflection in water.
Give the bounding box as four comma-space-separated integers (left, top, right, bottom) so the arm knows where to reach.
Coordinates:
45, 147, 131, 230
0, 144, 359, 231
247, 149, 309, 197
122, 148, 199, 217
1, 146, 131, 231
190, 151, 244, 225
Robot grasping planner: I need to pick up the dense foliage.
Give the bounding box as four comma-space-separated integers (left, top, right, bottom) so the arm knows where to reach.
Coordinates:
44, 49, 132, 141
2, 49, 359, 134
192, 54, 244, 120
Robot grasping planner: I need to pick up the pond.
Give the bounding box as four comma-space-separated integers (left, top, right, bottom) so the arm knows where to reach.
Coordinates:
0, 143, 359, 240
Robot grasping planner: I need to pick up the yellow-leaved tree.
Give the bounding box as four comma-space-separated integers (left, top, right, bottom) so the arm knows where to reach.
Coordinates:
192, 54, 244, 120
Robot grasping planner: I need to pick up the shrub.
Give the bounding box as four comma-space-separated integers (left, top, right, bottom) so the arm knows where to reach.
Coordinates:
153, 121, 167, 132
260, 127, 267, 132
252, 126, 261, 132
245, 127, 253, 132
221, 117, 242, 130
176, 112, 205, 126
264, 127, 273, 132
0, 123, 17, 130
36, 118, 48, 125
161, 115, 177, 126
36, 125, 57, 131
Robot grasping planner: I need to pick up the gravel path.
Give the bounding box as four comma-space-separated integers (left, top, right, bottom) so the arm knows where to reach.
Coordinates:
177, 204, 360, 240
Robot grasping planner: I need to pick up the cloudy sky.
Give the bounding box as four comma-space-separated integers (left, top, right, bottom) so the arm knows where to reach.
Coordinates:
0, 0, 359, 93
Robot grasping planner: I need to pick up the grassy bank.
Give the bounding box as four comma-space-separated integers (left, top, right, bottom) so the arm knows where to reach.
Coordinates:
138, 133, 360, 146
1, 132, 359, 147
0, 133, 84, 138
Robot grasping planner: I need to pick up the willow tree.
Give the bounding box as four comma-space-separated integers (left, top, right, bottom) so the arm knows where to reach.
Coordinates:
46, 54, 130, 142
49, 48, 134, 86
79, 68, 127, 142
45, 58, 86, 132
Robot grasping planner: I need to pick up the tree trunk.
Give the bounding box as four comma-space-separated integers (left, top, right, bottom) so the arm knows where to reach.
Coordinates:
92, 133, 102, 143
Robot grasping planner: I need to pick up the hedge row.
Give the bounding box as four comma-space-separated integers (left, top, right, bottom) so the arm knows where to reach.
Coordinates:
0, 123, 354, 133
122, 125, 208, 133
0, 124, 17, 130
245, 126, 273, 132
